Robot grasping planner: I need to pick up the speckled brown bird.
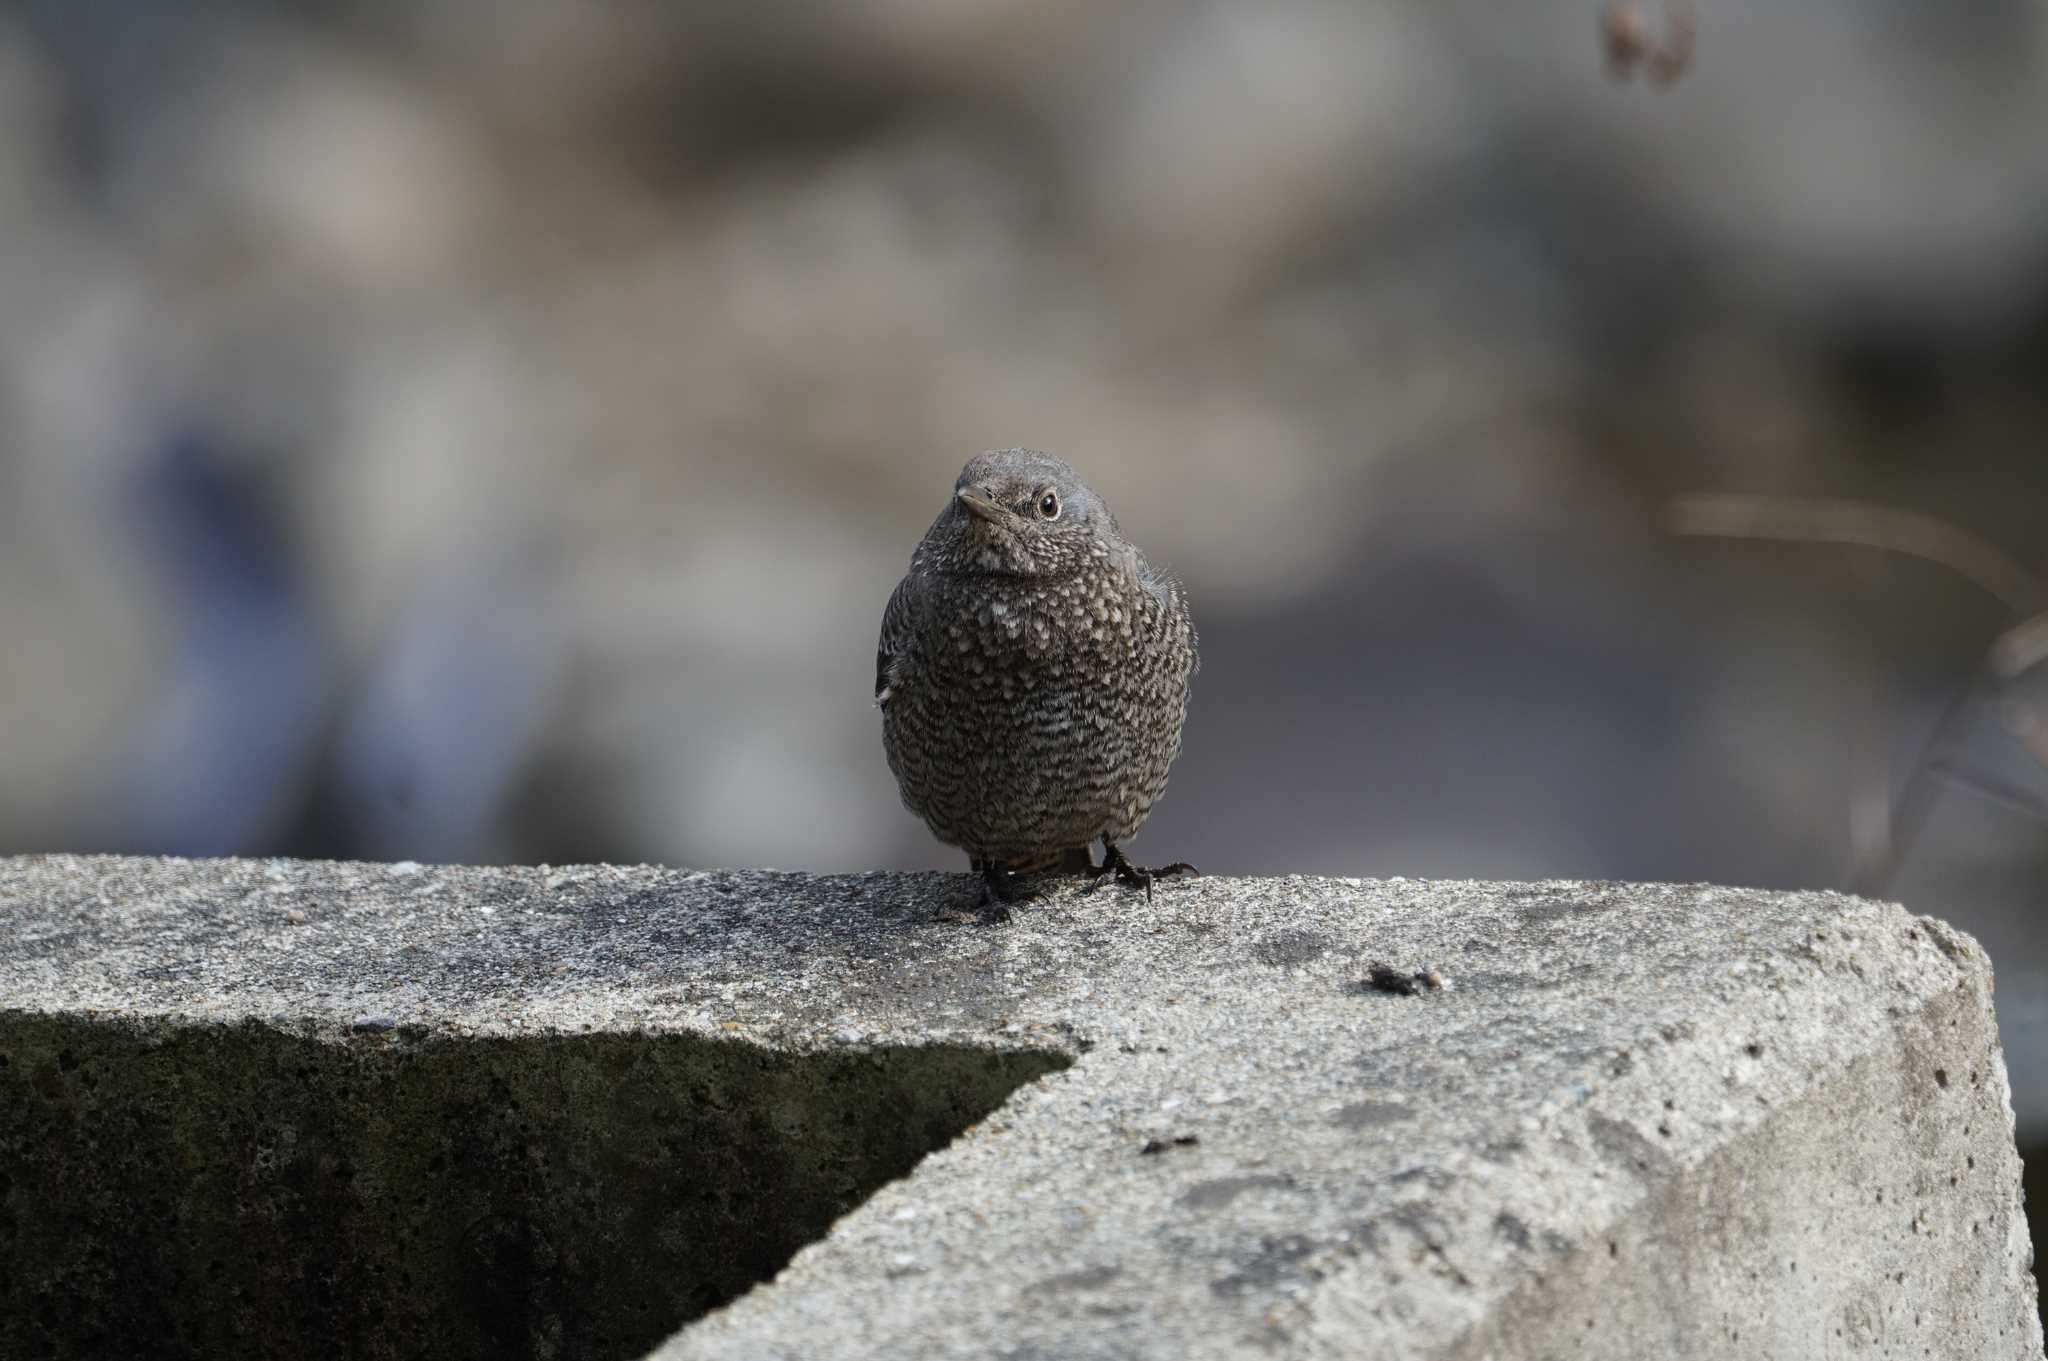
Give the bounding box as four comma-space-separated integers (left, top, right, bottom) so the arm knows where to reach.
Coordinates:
877, 450, 1197, 911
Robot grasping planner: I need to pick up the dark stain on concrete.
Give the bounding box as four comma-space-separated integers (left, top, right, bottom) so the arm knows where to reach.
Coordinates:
1179, 1174, 1297, 1212
1026, 1265, 1123, 1295
1251, 929, 1331, 967
1331, 1100, 1413, 1129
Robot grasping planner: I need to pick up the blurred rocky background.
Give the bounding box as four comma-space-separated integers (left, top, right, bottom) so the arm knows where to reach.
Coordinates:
1, 0, 2044, 1242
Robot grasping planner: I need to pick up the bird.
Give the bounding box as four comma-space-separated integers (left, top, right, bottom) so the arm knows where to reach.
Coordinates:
877, 449, 1197, 914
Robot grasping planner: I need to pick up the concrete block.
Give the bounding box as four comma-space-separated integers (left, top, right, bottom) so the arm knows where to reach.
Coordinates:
0, 855, 2037, 1360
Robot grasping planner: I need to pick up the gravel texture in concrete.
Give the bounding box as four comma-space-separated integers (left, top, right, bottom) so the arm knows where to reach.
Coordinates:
0, 855, 2038, 1361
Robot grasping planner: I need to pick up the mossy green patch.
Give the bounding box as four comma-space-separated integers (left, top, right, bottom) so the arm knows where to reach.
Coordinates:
0, 1013, 1067, 1361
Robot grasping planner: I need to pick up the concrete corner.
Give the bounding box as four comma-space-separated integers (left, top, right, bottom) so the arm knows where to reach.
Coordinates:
0, 856, 2038, 1359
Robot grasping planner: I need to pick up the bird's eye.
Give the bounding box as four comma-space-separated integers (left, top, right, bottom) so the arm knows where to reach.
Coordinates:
1037, 490, 1061, 520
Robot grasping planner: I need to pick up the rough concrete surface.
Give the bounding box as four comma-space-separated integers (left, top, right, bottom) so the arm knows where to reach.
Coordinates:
0, 855, 2038, 1361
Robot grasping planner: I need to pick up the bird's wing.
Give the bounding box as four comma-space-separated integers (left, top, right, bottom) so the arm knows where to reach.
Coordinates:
876, 573, 921, 704
1138, 559, 1200, 675
1136, 558, 1178, 609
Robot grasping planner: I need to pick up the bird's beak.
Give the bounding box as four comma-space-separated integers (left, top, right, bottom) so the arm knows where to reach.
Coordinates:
956, 489, 1004, 523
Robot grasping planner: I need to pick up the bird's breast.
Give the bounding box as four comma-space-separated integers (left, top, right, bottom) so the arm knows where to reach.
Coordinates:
938, 568, 1146, 669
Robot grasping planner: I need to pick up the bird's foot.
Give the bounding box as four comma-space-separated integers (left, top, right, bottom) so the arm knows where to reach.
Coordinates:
1081, 843, 1198, 903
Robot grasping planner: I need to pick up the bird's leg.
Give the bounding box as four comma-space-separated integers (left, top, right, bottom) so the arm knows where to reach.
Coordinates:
979, 859, 1020, 907
1082, 842, 1198, 903
934, 857, 1016, 924
975, 859, 1020, 922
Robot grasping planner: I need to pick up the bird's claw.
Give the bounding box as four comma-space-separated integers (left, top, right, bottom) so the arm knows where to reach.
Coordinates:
1082, 845, 1198, 903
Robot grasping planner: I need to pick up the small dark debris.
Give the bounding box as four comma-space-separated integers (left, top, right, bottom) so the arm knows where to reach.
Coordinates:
1360, 962, 1445, 996
1140, 1135, 1199, 1156
1934, 1068, 1950, 1088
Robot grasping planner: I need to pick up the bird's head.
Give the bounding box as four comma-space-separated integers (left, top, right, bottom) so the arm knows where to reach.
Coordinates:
934, 449, 1118, 576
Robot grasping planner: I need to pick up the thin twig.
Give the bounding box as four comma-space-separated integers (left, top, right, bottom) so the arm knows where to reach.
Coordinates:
1669, 495, 2044, 617
1669, 493, 2047, 898
1927, 758, 2048, 827
1989, 611, 2048, 681
1862, 681, 1980, 898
